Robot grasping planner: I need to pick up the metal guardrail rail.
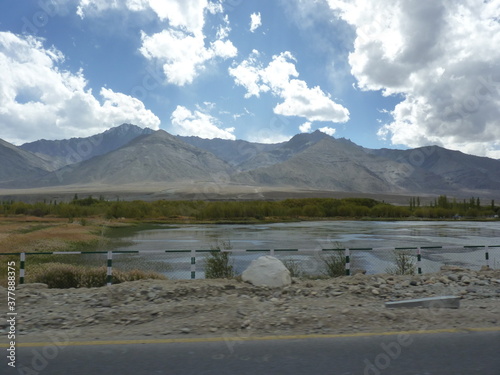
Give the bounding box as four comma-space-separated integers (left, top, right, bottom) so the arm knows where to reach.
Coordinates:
1, 245, 499, 285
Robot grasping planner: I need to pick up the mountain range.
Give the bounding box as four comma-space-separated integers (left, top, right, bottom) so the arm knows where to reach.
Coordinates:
1, 124, 499, 200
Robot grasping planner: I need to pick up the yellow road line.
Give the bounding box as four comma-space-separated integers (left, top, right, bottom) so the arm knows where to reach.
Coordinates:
2, 326, 500, 348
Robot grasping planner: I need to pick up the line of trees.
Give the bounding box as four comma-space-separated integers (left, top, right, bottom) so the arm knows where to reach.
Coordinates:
0, 195, 498, 221
409, 195, 498, 218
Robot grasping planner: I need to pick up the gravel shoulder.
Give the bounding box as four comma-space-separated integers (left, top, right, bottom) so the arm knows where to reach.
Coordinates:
2, 268, 500, 343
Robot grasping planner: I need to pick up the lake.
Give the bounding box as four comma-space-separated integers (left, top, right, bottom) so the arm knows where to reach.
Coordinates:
117, 220, 500, 250
111, 221, 500, 278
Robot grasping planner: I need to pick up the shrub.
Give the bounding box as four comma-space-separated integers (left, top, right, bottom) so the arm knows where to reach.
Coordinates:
386, 250, 416, 275
320, 250, 346, 277
204, 240, 234, 279
27, 262, 167, 288
282, 258, 303, 278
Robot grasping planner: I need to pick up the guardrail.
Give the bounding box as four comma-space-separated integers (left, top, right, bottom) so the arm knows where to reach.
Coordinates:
1, 245, 499, 285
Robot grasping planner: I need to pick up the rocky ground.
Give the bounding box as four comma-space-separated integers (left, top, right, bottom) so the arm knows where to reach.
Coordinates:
1, 267, 499, 343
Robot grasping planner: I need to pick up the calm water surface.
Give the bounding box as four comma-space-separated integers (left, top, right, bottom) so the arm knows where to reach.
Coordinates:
110, 221, 500, 277
119, 221, 500, 251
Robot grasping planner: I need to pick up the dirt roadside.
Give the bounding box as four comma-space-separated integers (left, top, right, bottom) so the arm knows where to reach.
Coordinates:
1, 268, 499, 344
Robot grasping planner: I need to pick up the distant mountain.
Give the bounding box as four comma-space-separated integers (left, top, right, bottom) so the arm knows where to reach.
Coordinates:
237, 130, 331, 171
369, 146, 500, 192
20, 124, 154, 168
2, 125, 500, 198
0, 139, 54, 184
33, 130, 233, 186
178, 136, 281, 166
232, 137, 450, 193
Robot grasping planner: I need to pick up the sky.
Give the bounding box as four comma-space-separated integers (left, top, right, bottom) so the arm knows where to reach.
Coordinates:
0, 0, 499, 158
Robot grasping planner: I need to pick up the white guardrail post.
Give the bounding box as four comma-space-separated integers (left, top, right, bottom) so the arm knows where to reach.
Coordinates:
417, 247, 422, 274
106, 251, 113, 286
19, 252, 26, 285
345, 248, 350, 276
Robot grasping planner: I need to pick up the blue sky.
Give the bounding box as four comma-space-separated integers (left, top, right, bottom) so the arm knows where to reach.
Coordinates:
1, 0, 499, 158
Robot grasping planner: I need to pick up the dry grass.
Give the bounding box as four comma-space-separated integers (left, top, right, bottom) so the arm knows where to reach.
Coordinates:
26, 262, 167, 288
0, 216, 111, 254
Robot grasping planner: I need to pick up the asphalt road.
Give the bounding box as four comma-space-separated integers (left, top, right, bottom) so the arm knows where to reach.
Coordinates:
3, 329, 500, 375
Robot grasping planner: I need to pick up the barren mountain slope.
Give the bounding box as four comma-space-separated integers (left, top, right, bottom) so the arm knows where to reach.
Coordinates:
33, 130, 233, 186
233, 137, 451, 194
178, 136, 282, 166
371, 146, 500, 191
237, 130, 331, 171
0, 139, 54, 183
20, 124, 155, 168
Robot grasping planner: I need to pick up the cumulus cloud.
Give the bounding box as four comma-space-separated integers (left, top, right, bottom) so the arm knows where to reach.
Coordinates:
78, 0, 209, 34
299, 121, 312, 133
0, 32, 160, 144
78, 0, 237, 86
170, 105, 236, 140
229, 51, 350, 124
328, 0, 500, 158
318, 126, 336, 136
250, 12, 262, 33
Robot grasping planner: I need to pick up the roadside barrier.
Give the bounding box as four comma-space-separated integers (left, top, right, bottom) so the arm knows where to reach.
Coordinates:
1, 245, 499, 285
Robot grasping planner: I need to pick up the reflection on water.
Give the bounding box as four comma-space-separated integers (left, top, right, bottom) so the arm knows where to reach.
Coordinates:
110, 221, 500, 278
117, 221, 500, 251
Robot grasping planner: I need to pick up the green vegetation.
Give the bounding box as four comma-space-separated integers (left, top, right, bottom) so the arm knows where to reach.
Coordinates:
26, 262, 167, 288
204, 240, 235, 279
319, 250, 347, 277
282, 258, 304, 278
385, 250, 417, 275
1, 195, 498, 221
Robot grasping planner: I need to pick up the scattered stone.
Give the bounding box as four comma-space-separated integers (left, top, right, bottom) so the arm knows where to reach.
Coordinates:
10, 268, 500, 342
17, 283, 48, 289
441, 265, 465, 272
382, 311, 396, 320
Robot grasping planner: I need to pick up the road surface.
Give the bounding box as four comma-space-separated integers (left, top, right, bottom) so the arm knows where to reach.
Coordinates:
3, 328, 500, 375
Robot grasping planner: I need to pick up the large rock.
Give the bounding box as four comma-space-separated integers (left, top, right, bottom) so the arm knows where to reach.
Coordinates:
242, 256, 291, 288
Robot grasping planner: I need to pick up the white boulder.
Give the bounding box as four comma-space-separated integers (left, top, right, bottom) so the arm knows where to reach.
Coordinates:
241, 256, 291, 288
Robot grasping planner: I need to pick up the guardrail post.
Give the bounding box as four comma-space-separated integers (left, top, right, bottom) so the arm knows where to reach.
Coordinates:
417, 247, 422, 274
20, 252, 25, 285
190, 250, 196, 279
345, 248, 350, 276
106, 251, 113, 286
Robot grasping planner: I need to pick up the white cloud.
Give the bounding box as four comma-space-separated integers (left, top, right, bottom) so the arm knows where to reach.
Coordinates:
318, 126, 336, 136
78, 0, 237, 86
78, 0, 209, 35
328, 0, 500, 158
139, 28, 237, 86
299, 121, 312, 133
228, 50, 270, 98
247, 132, 291, 144
250, 12, 262, 33
273, 79, 349, 122
229, 51, 350, 124
170, 105, 236, 140
0, 32, 160, 144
